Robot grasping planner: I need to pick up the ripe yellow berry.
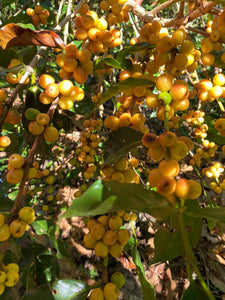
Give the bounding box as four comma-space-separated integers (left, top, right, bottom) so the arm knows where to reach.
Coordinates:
89, 288, 104, 300
94, 241, 109, 258
104, 282, 120, 300
108, 216, 122, 231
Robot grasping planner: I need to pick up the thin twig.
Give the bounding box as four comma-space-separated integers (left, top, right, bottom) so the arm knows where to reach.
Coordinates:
150, 0, 178, 16
64, 0, 73, 44
56, 0, 65, 25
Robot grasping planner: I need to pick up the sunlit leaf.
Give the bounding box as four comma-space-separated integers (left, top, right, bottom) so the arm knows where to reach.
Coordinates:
53, 279, 91, 300
62, 180, 175, 220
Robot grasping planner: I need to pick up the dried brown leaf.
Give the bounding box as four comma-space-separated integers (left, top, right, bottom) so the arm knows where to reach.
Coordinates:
0, 23, 66, 50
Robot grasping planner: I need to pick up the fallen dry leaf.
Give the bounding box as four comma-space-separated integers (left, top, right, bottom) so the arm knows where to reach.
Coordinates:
0, 23, 66, 50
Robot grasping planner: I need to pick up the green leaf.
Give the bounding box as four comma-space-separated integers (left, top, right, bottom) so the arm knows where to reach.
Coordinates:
53, 279, 91, 300
131, 246, 155, 300
150, 200, 202, 264
97, 77, 154, 106
104, 127, 143, 165
182, 280, 213, 300
22, 283, 54, 300
32, 219, 48, 235
0, 197, 14, 211
62, 180, 175, 220
117, 78, 154, 89
95, 57, 121, 70
8, 190, 18, 200
185, 206, 225, 225
116, 43, 155, 62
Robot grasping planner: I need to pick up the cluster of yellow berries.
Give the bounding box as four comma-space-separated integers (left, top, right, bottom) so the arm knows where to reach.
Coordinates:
56, 43, 93, 84
75, 119, 102, 181
104, 112, 148, 134
99, 0, 129, 25
117, 210, 137, 222
25, 108, 59, 142
83, 215, 130, 258
75, 4, 125, 53
196, 74, 225, 103
102, 157, 139, 183
89, 272, 125, 300
201, 9, 225, 66
190, 140, 218, 167
0, 263, 20, 296
202, 162, 224, 179
0, 207, 35, 242
209, 180, 225, 194
144, 131, 202, 202
26, 5, 50, 26
39, 72, 84, 110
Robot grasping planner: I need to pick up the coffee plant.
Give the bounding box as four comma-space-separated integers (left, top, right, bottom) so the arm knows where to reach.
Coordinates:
0, 0, 225, 299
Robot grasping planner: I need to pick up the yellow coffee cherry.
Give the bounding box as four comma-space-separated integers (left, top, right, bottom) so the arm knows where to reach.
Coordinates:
4, 263, 19, 273
122, 212, 130, 221
0, 271, 6, 284
103, 230, 117, 246
0, 214, 5, 227
108, 216, 122, 231
104, 282, 120, 300
94, 241, 109, 258
0, 284, 5, 296
90, 222, 105, 240
109, 242, 123, 258
0, 224, 11, 241
130, 212, 137, 221
83, 233, 97, 249
89, 287, 104, 300
97, 215, 108, 227
4, 271, 19, 287
117, 228, 130, 245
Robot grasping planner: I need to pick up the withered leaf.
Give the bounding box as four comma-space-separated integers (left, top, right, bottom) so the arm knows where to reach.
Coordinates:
0, 23, 66, 50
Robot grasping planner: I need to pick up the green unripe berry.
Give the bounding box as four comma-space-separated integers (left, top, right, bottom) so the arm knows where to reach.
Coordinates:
111, 272, 125, 288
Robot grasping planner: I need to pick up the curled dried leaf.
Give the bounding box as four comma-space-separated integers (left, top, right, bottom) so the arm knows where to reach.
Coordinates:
0, 23, 66, 50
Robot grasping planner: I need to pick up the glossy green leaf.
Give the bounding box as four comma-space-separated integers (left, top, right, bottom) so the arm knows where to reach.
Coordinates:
62, 180, 175, 220
53, 279, 91, 300
8, 189, 18, 200
150, 200, 202, 264
182, 280, 213, 300
104, 127, 143, 165
185, 206, 225, 225
116, 43, 155, 62
97, 78, 154, 106
131, 246, 155, 300
22, 283, 54, 300
95, 57, 121, 70
32, 219, 48, 235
